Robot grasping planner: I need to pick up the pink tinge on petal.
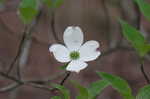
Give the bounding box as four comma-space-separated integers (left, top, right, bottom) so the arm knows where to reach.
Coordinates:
79, 40, 101, 62
96, 47, 100, 52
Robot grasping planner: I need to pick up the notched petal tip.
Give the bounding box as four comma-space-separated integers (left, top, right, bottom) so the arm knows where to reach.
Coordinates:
66, 60, 88, 73
64, 26, 82, 36
66, 26, 81, 30
66, 68, 79, 73
63, 26, 84, 51
66, 68, 81, 73
74, 26, 82, 30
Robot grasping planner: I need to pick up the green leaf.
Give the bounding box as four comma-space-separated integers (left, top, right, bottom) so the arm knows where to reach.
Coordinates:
88, 80, 109, 99
51, 96, 62, 99
136, 85, 150, 99
97, 72, 134, 99
0, 0, 4, 4
43, 0, 64, 8
134, 0, 150, 21
52, 0, 64, 8
51, 84, 70, 99
119, 19, 150, 57
42, 0, 51, 7
19, 0, 39, 24
0, 0, 4, 8
71, 81, 89, 99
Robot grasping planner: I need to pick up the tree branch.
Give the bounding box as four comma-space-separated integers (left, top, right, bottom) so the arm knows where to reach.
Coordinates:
6, 10, 42, 80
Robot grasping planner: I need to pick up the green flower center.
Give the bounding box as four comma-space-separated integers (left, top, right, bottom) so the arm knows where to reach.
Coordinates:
70, 51, 80, 60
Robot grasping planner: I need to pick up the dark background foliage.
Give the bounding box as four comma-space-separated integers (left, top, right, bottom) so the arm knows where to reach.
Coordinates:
0, 0, 150, 99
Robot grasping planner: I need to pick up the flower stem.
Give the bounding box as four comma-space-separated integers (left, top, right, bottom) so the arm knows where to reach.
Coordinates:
60, 71, 71, 85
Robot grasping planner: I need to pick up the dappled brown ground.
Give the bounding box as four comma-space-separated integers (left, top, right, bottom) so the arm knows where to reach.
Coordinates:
0, 0, 150, 99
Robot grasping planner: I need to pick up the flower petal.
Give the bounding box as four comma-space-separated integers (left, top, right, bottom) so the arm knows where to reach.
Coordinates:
66, 60, 88, 73
63, 26, 83, 51
79, 40, 101, 62
49, 44, 71, 63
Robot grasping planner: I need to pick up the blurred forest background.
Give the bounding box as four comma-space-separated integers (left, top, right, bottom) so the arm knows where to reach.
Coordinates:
0, 0, 150, 99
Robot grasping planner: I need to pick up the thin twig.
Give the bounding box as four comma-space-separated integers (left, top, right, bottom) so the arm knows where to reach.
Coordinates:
0, 83, 20, 93
0, 72, 22, 83
6, 27, 27, 75
49, 9, 62, 43
0, 71, 66, 93
25, 83, 52, 91
140, 61, 150, 84
100, 45, 133, 57
51, 11, 59, 42
133, 0, 141, 30
101, 0, 114, 47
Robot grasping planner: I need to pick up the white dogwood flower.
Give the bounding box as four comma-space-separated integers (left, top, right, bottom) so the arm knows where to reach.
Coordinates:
49, 26, 101, 73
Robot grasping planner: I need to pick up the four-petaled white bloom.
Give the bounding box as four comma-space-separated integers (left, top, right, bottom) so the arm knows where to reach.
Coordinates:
49, 26, 101, 73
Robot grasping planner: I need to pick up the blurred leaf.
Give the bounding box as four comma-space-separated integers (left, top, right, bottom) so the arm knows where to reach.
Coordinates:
88, 80, 109, 99
0, 0, 5, 8
97, 72, 134, 99
19, 0, 39, 24
51, 0, 63, 8
119, 19, 150, 57
43, 0, 64, 8
71, 81, 89, 99
51, 96, 62, 99
0, 0, 4, 4
136, 85, 150, 99
52, 84, 70, 99
42, 0, 51, 7
134, 0, 150, 21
